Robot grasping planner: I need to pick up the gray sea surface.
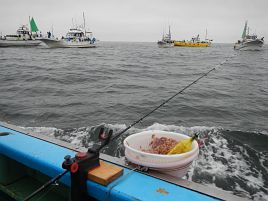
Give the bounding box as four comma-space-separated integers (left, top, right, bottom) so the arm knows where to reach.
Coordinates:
0, 42, 268, 200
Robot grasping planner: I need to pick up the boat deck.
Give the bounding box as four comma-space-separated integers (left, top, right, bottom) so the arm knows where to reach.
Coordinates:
0, 122, 249, 201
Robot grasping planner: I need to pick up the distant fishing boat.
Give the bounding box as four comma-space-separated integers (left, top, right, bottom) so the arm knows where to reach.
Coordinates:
0, 17, 41, 47
174, 32, 212, 47
157, 26, 174, 48
39, 28, 96, 48
174, 29, 212, 47
234, 21, 264, 51
39, 13, 97, 48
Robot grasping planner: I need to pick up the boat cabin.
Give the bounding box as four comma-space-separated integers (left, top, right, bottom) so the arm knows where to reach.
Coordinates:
191, 35, 201, 43
5, 25, 32, 41
245, 34, 257, 40
66, 28, 86, 39
65, 28, 95, 43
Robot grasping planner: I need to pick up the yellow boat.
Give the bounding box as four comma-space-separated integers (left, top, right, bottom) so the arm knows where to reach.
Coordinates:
174, 41, 210, 47
174, 34, 212, 47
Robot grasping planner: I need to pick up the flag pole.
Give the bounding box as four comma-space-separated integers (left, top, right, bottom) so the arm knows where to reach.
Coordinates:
29, 16, 31, 33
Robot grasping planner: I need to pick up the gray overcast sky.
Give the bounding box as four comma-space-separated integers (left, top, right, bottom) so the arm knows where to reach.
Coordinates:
1, 0, 267, 43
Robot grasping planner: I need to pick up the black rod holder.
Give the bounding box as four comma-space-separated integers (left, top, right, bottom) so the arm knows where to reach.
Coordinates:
62, 126, 113, 201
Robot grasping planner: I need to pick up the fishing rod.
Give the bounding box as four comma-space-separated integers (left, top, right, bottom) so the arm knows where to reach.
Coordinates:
23, 53, 237, 201
23, 170, 68, 201
109, 67, 216, 142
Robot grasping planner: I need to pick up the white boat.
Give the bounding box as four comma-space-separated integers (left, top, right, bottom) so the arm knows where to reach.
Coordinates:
39, 27, 96, 48
234, 21, 264, 51
157, 26, 174, 48
39, 13, 97, 48
0, 18, 41, 47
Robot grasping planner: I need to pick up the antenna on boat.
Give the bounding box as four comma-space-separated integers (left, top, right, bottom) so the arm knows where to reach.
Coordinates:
168, 25, 171, 40
83, 13, 85, 28
83, 12, 87, 36
28, 16, 30, 33
51, 24, 54, 37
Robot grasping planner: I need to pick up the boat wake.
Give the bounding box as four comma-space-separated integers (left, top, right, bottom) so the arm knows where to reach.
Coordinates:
19, 122, 268, 201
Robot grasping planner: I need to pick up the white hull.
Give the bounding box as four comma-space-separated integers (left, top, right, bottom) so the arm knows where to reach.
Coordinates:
234, 39, 264, 51
0, 39, 41, 47
158, 44, 174, 48
39, 38, 96, 48
157, 42, 174, 48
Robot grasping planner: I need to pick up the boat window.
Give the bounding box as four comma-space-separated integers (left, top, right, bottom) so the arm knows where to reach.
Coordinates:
6, 35, 17, 37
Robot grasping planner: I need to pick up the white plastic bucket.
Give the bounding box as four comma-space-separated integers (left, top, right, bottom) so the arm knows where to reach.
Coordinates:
124, 130, 199, 177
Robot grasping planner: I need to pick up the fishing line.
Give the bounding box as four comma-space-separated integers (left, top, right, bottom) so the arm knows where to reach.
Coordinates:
109, 53, 238, 143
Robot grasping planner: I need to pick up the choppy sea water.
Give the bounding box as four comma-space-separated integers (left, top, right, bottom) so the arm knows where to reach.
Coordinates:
0, 42, 267, 200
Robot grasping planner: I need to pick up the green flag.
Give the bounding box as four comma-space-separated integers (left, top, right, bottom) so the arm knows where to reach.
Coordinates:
30, 17, 39, 32
241, 21, 247, 39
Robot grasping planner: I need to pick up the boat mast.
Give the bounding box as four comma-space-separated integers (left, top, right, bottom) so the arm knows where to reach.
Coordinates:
51, 24, 54, 37
29, 16, 31, 34
168, 25, 171, 40
83, 12, 86, 35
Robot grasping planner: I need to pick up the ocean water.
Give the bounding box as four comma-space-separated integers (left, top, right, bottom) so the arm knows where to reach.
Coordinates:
0, 42, 268, 200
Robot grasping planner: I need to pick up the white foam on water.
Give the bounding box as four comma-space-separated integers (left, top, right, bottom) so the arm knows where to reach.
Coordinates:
16, 123, 268, 201
19, 126, 59, 137
107, 123, 127, 130
190, 129, 268, 200
144, 122, 220, 136
234, 183, 252, 199
252, 191, 268, 201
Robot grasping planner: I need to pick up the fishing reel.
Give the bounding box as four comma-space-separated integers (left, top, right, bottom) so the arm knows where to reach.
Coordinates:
62, 126, 113, 201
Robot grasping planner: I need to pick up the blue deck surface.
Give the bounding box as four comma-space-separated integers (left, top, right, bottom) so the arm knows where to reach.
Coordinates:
0, 125, 219, 201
